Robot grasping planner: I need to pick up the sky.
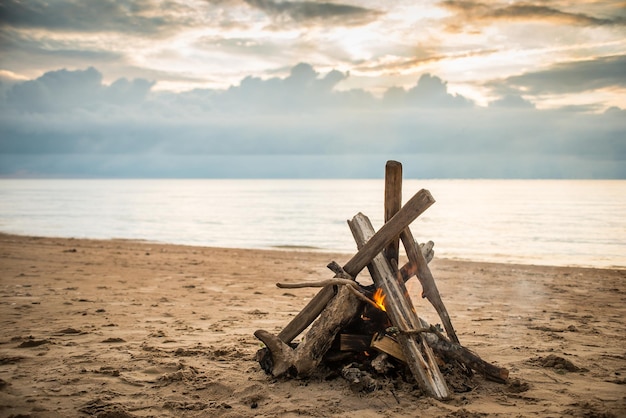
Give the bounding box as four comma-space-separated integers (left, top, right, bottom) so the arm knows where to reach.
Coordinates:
0, 0, 625, 178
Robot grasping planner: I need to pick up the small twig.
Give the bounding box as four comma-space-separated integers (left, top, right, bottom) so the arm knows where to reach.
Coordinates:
277, 279, 356, 289
276, 279, 381, 311
347, 285, 382, 310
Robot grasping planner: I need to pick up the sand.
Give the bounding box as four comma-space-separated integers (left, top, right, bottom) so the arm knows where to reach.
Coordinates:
0, 233, 624, 417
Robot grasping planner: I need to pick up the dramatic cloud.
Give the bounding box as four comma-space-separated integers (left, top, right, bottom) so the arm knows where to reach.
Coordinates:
0, 0, 178, 34
243, 0, 382, 26
495, 55, 626, 95
0, 64, 624, 178
441, 1, 626, 28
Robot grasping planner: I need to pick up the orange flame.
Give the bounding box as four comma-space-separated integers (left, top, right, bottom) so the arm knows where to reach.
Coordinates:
372, 288, 386, 312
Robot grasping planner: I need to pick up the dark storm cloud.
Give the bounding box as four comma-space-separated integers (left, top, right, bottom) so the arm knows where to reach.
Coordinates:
0, 63, 624, 178
493, 55, 626, 95
243, 0, 382, 26
441, 1, 626, 28
0, 0, 175, 34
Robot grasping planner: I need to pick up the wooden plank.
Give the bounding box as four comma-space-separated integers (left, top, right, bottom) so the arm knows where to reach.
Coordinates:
348, 213, 450, 400
277, 188, 435, 343
371, 334, 407, 362
384, 160, 403, 264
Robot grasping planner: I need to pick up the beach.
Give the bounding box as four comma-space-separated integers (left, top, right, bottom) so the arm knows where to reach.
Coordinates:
0, 233, 624, 417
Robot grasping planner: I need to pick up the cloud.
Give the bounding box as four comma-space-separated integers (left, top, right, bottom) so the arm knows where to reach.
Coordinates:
0, 0, 183, 34
441, 1, 626, 31
0, 29, 124, 68
0, 64, 624, 178
488, 94, 535, 109
4, 67, 154, 112
492, 54, 626, 95
243, 0, 382, 26
383, 74, 474, 108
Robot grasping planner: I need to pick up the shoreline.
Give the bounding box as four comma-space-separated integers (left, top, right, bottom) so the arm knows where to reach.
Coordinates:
2, 232, 623, 272
1, 233, 625, 417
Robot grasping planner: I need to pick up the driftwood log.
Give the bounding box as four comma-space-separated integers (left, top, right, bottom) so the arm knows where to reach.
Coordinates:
371, 321, 509, 383
349, 213, 451, 400
383, 160, 403, 265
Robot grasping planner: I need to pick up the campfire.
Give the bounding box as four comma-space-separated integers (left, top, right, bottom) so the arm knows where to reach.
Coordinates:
254, 161, 508, 400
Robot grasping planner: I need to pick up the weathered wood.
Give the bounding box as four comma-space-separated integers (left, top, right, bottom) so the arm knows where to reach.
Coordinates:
400, 228, 460, 344
349, 213, 450, 400
371, 323, 509, 383
380, 161, 458, 344
417, 320, 509, 383
371, 334, 406, 362
276, 188, 436, 343
384, 160, 403, 264
255, 283, 362, 377
277, 286, 334, 343
398, 241, 434, 281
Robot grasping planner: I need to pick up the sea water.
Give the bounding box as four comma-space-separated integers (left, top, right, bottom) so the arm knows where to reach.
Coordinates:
0, 179, 624, 269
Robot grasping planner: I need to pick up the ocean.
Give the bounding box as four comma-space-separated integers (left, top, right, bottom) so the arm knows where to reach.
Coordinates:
0, 179, 624, 269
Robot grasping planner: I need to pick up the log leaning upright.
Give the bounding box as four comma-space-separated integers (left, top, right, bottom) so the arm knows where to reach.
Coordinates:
384, 160, 403, 265
349, 213, 450, 400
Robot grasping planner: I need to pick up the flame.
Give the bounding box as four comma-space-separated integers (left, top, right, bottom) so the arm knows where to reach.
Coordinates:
372, 288, 386, 312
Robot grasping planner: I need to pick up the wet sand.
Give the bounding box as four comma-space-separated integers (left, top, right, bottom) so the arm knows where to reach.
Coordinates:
0, 233, 624, 417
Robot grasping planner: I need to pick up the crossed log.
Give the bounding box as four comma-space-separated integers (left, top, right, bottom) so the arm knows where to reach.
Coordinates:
254, 161, 508, 400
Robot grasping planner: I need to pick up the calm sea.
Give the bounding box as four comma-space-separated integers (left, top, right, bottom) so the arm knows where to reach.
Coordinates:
0, 179, 624, 269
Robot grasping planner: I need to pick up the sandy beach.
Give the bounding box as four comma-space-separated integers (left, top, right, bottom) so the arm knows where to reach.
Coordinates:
0, 232, 624, 417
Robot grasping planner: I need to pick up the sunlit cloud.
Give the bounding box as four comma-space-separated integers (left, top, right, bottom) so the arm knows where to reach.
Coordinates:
491, 54, 626, 95
441, 1, 626, 32
243, 0, 383, 27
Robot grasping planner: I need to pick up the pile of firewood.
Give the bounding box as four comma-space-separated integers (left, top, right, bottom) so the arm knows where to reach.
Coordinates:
254, 161, 508, 400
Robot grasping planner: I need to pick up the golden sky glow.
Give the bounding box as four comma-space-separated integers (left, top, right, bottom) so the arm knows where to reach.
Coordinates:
1, 0, 624, 108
